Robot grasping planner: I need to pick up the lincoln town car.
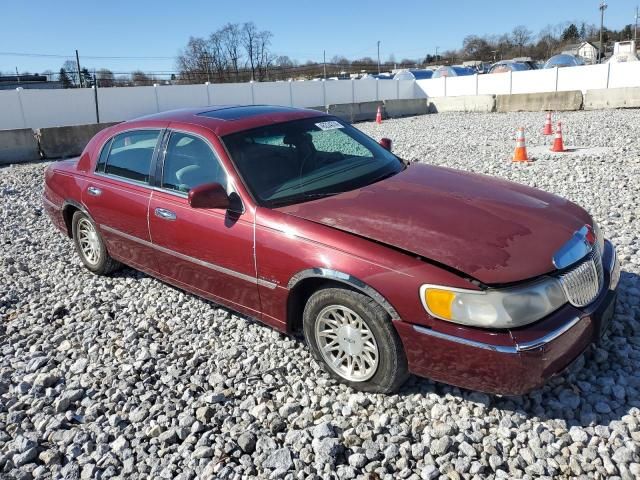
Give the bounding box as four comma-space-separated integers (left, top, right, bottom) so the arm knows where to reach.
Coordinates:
43, 105, 620, 394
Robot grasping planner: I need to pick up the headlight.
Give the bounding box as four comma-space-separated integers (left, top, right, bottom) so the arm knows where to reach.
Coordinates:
420, 278, 567, 329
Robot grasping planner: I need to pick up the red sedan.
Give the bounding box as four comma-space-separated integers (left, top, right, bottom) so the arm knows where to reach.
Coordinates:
43, 105, 620, 395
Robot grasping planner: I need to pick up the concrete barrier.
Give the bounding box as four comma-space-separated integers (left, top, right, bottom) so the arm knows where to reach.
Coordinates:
584, 87, 640, 110
383, 99, 429, 118
496, 91, 583, 112
328, 101, 383, 122
37, 122, 120, 159
0, 129, 40, 165
428, 95, 495, 113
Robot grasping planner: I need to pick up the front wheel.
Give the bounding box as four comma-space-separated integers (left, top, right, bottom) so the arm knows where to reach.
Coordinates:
303, 288, 409, 393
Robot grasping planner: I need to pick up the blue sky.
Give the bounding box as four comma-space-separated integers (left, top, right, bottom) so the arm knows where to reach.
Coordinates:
1, 0, 636, 75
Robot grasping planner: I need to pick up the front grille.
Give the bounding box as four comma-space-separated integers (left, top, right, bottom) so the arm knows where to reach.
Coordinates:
557, 247, 604, 307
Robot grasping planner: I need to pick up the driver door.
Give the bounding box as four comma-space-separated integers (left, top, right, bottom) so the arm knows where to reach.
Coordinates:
148, 129, 260, 317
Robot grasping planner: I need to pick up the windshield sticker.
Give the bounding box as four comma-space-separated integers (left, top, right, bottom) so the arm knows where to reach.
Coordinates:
315, 121, 344, 131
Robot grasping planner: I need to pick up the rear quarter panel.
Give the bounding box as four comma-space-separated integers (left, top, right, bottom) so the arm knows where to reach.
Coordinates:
43, 159, 87, 234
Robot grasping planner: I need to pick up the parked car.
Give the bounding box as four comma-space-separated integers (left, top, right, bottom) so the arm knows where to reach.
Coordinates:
543, 54, 585, 68
488, 61, 532, 74
43, 105, 620, 395
431, 66, 476, 78
393, 69, 433, 80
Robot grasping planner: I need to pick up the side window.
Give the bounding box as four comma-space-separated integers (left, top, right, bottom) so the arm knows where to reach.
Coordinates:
104, 130, 160, 183
95, 138, 112, 173
162, 132, 227, 193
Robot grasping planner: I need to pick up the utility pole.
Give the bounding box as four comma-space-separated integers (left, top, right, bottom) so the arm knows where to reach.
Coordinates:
93, 69, 100, 123
635, 6, 639, 42
435, 46, 439, 63
323, 50, 327, 79
75, 49, 83, 87
377, 41, 381, 74
599, 1, 608, 63
15, 67, 20, 84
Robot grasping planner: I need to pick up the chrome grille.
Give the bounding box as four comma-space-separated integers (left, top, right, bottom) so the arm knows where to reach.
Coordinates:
557, 248, 604, 307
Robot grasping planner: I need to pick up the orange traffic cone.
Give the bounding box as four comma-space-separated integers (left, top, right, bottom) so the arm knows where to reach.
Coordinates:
376, 106, 382, 124
543, 111, 553, 135
550, 122, 565, 152
512, 127, 529, 162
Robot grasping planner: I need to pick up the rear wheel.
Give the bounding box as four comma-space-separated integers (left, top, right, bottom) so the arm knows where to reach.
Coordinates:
303, 287, 409, 393
71, 211, 120, 275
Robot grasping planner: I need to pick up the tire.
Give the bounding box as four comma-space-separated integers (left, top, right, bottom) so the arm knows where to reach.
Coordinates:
303, 287, 409, 393
71, 211, 121, 275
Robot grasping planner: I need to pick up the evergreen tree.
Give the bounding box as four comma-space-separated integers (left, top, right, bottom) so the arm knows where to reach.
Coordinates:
562, 24, 580, 42
579, 23, 586, 40
59, 68, 73, 88
81, 67, 93, 87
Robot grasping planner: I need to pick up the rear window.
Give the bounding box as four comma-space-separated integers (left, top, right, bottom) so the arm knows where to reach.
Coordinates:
103, 130, 160, 183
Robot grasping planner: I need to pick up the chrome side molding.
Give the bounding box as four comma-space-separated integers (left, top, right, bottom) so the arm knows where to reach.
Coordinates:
100, 224, 276, 289
413, 315, 582, 354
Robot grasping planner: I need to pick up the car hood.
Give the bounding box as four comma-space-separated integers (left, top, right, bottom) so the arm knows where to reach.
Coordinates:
277, 164, 591, 284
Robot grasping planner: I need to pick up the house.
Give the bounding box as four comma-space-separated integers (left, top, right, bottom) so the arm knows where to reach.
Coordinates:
562, 41, 599, 64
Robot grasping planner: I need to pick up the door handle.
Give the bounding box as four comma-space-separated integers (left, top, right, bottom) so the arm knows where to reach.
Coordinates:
155, 208, 177, 221
87, 186, 102, 196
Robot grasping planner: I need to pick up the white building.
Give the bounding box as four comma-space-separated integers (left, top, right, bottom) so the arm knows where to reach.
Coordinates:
562, 41, 599, 64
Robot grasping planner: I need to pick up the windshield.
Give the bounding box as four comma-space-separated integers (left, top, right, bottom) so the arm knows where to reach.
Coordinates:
222, 117, 404, 207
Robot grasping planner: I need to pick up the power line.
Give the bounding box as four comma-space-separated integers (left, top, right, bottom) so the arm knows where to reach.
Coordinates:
0, 51, 175, 60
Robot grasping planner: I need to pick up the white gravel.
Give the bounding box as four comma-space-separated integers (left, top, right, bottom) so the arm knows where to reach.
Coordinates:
1, 109, 640, 479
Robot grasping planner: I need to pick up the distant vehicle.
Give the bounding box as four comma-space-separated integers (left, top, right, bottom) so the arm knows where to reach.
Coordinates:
607, 41, 639, 63
461, 61, 490, 74
488, 61, 532, 74
392, 69, 434, 80
431, 66, 475, 78
543, 54, 585, 68
373, 73, 394, 80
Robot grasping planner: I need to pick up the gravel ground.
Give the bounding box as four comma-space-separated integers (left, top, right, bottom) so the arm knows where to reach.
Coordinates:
1, 109, 640, 480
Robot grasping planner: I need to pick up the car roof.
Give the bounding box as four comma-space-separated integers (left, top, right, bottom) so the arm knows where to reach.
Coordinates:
126, 105, 329, 136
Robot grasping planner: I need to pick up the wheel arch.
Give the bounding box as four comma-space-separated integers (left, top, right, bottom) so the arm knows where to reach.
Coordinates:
62, 200, 93, 237
286, 268, 401, 335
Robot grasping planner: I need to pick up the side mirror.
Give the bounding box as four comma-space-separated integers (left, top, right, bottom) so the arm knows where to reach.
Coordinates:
379, 138, 392, 151
188, 183, 230, 209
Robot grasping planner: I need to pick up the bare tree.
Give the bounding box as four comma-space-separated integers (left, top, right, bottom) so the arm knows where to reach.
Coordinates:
219, 23, 243, 81
242, 22, 259, 81
62, 60, 80, 87
96, 69, 115, 87
462, 35, 493, 60
176, 36, 214, 84
241, 22, 273, 81
255, 30, 274, 81
132, 71, 153, 86
512, 25, 533, 56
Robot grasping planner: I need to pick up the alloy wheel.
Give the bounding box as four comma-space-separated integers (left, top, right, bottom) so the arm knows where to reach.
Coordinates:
315, 305, 379, 382
77, 218, 100, 266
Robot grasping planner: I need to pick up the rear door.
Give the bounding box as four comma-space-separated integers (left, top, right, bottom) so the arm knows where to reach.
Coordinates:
147, 129, 261, 317
84, 128, 163, 272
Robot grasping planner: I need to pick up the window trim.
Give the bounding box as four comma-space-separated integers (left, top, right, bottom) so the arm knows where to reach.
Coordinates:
94, 128, 164, 186
157, 129, 235, 198
95, 137, 113, 174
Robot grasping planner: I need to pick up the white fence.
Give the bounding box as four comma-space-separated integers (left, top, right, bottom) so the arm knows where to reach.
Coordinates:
0, 79, 417, 130
416, 62, 640, 98
1, 62, 639, 131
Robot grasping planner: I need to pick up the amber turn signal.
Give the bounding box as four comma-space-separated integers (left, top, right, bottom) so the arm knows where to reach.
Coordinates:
424, 288, 455, 320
